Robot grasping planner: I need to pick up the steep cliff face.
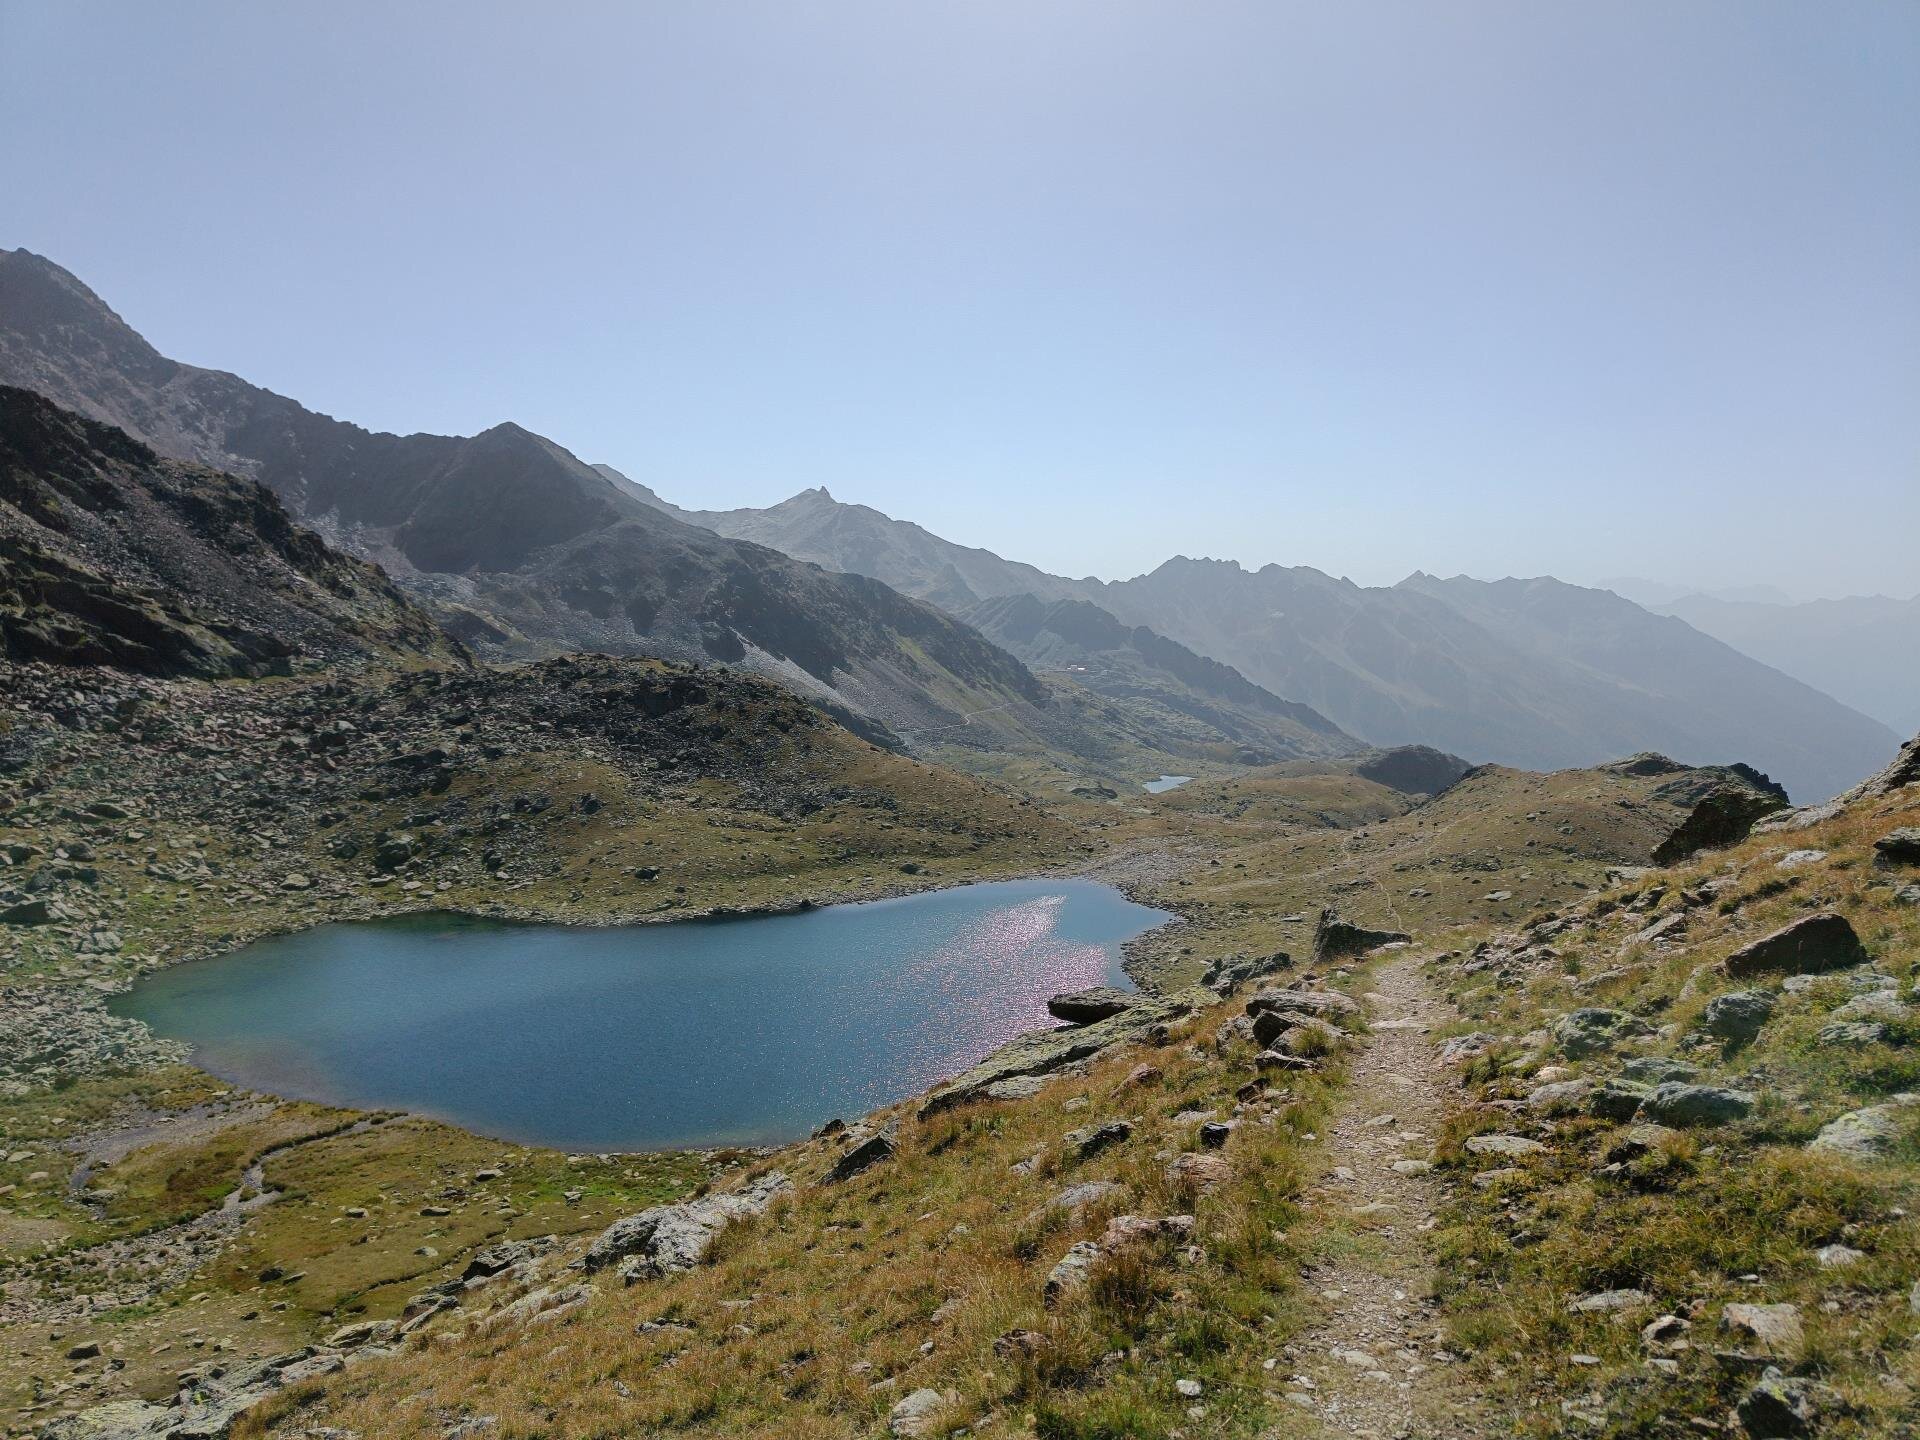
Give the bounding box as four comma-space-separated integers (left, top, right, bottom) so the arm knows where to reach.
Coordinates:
0, 387, 466, 676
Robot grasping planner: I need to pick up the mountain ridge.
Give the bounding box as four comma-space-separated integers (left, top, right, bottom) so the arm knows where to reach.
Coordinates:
0, 249, 1056, 750
0, 250, 1372, 786
0, 385, 467, 677
662, 487, 1900, 801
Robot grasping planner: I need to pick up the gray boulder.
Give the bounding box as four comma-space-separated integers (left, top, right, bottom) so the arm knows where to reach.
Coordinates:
1591, 1078, 1654, 1121
1064, 1120, 1132, 1159
1620, 1057, 1697, 1084
1251, 1008, 1344, 1050
1311, 907, 1409, 961
824, 1123, 898, 1183
1653, 785, 1785, 865
1832, 989, 1907, 1023
583, 1170, 790, 1277
1553, 1007, 1655, 1058
1808, 1097, 1916, 1160
1873, 826, 1920, 866
1245, 986, 1359, 1021
0, 898, 53, 926
889, 1388, 949, 1437
1702, 989, 1776, 1043
1526, 1079, 1592, 1114
1043, 1240, 1104, 1306
1724, 912, 1867, 979
1202, 950, 1290, 993
1640, 1082, 1754, 1127
1738, 1367, 1843, 1439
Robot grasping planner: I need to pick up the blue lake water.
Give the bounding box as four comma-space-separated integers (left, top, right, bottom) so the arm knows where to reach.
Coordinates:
1142, 775, 1193, 793
112, 879, 1168, 1152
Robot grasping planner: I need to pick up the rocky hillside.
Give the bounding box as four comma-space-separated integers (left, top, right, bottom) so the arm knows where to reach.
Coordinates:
637, 478, 1900, 804
957, 592, 1357, 766
0, 386, 464, 677
0, 643, 1080, 1433
1422, 732, 1920, 1437
0, 252, 1060, 749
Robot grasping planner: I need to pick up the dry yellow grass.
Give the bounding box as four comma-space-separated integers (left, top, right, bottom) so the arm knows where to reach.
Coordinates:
240, 1005, 1345, 1440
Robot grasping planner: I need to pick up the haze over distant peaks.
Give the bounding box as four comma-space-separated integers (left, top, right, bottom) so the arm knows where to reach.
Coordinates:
1654, 590, 1920, 738
1598, 576, 1799, 609
665, 484, 1900, 802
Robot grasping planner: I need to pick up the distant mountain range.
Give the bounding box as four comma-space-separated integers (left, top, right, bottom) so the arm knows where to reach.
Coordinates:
2, 248, 1898, 801
955, 592, 1353, 766
0, 250, 1068, 747
1597, 577, 1797, 609
649, 486, 1900, 803
0, 249, 1357, 781
1653, 591, 1920, 738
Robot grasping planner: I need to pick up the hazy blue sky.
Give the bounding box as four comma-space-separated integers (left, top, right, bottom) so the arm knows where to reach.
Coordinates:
4, 2, 1916, 598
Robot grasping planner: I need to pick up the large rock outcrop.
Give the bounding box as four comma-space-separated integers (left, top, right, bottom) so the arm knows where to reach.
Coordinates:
582, 1170, 790, 1281
1653, 784, 1787, 865
1311, 907, 1409, 963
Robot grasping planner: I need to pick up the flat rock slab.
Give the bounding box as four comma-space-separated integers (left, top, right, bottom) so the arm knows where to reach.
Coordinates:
1046, 986, 1137, 1025
920, 989, 1212, 1117
1702, 989, 1775, 1042
1874, 827, 1920, 865
1723, 911, 1867, 979
584, 1170, 791, 1276
1553, 1007, 1655, 1058
1721, 1302, 1804, 1360
1639, 1082, 1754, 1127
1465, 1133, 1547, 1158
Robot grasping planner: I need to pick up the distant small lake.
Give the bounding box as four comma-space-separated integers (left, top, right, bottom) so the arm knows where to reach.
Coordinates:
112, 880, 1168, 1151
1142, 775, 1193, 793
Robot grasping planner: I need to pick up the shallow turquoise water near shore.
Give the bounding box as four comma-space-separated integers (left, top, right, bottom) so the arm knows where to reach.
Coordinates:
113, 879, 1169, 1151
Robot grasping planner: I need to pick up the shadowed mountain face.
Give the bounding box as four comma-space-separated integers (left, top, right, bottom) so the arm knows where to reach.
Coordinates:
0, 250, 1056, 744
651, 486, 1899, 803
957, 592, 1353, 765
0, 386, 466, 677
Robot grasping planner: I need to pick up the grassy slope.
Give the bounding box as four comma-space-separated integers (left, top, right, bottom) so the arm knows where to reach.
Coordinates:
123, 761, 1718, 1440
1428, 782, 1920, 1436
244, 1011, 1346, 1440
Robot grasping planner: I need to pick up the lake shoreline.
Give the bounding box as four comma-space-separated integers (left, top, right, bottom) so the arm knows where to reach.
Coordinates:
113, 875, 1177, 1154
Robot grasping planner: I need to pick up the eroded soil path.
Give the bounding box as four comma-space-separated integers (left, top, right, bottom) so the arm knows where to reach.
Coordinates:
1272, 953, 1502, 1439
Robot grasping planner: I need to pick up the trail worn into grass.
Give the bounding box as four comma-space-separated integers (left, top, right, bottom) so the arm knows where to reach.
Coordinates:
1277, 953, 1502, 1440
